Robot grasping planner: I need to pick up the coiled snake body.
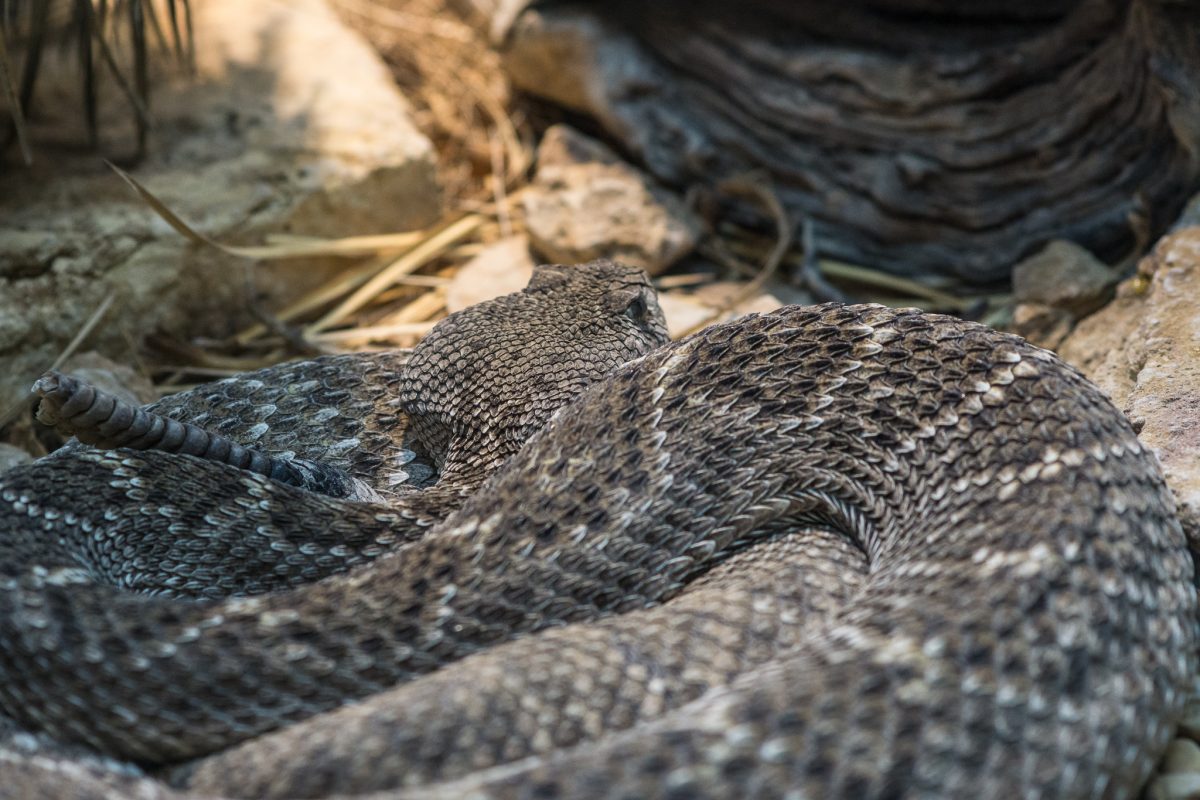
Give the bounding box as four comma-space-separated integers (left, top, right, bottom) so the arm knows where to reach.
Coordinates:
0, 260, 1194, 799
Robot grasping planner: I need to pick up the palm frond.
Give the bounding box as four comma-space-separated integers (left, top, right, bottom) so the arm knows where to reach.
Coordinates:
0, 0, 193, 165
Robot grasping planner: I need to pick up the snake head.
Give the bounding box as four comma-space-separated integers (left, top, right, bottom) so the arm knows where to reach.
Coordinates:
400, 259, 667, 481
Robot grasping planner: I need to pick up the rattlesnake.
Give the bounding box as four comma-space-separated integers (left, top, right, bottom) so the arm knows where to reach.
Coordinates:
0, 259, 1194, 799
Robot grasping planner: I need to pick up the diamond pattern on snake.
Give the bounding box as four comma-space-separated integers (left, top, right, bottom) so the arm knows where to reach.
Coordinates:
0, 259, 1194, 799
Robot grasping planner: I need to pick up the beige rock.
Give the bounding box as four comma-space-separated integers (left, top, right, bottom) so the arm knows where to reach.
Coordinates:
659, 283, 783, 340
523, 125, 703, 276
1165, 740, 1200, 774
0, 0, 439, 413
1146, 771, 1200, 800
657, 294, 717, 340
445, 237, 536, 314
492, 7, 614, 114
1058, 228, 1200, 551
1012, 240, 1115, 316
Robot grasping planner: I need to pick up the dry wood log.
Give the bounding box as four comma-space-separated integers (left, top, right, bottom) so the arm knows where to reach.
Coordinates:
497, 0, 1200, 285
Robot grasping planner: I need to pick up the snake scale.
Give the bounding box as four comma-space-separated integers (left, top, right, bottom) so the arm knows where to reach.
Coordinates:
0, 259, 1194, 799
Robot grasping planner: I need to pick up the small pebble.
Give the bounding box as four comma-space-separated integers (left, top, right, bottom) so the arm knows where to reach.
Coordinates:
1164, 739, 1200, 774
1146, 770, 1200, 800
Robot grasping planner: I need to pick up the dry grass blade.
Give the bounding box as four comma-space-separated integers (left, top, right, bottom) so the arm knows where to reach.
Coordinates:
180, 0, 195, 70
230, 232, 427, 260
13, 0, 49, 119
311, 321, 436, 345
0, 18, 33, 164
142, 0, 173, 59
252, 232, 428, 259
813, 258, 974, 311
306, 213, 483, 334
130, 0, 149, 156
165, 0, 186, 60
48, 290, 118, 372
232, 257, 398, 346
472, 71, 527, 181
377, 287, 445, 326
331, 0, 472, 41
92, 15, 153, 132
76, 0, 97, 147
385, 274, 450, 288
796, 217, 849, 304
108, 159, 242, 249
108, 161, 426, 259
491, 132, 512, 238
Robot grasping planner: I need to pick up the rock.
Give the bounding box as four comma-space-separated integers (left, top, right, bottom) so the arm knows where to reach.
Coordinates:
0, 444, 31, 474
0, 0, 439, 414
658, 282, 784, 339
656, 295, 716, 340
1165, 740, 1200, 774
522, 125, 703, 276
688, 282, 784, 316
1146, 771, 1200, 800
1057, 228, 1200, 557
1011, 240, 1115, 317
536, 124, 624, 169
445, 237, 536, 313
1009, 302, 1074, 351
1157, 676, 1200, 796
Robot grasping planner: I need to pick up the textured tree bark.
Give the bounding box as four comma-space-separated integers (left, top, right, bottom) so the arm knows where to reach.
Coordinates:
497, 0, 1200, 285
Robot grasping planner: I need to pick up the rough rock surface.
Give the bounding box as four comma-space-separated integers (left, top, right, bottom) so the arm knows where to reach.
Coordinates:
1047, 227, 1200, 800
1012, 240, 1116, 316
1058, 228, 1200, 554
1009, 240, 1116, 349
0, 0, 439, 413
522, 125, 702, 275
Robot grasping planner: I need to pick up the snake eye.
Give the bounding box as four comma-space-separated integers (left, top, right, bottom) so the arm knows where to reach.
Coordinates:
624, 294, 648, 323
